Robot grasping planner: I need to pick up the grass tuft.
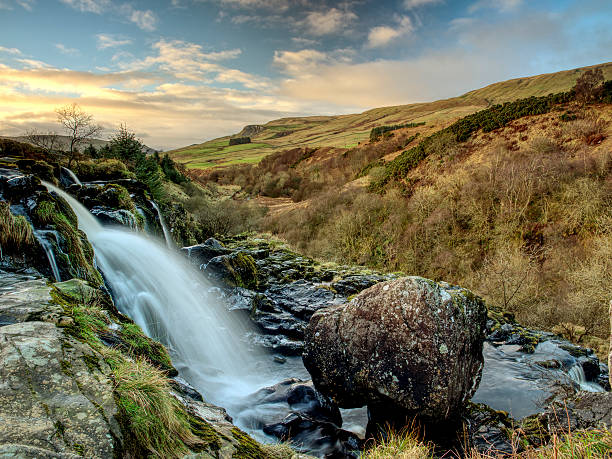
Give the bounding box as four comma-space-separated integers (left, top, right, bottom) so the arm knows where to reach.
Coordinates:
113, 357, 201, 458
0, 201, 35, 254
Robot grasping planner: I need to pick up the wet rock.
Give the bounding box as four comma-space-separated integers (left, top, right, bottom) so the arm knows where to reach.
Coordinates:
303, 277, 488, 429
204, 252, 258, 289
182, 238, 230, 267
251, 378, 341, 426
91, 206, 139, 228
330, 274, 389, 296
263, 413, 361, 459
463, 403, 515, 455
524, 391, 612, 441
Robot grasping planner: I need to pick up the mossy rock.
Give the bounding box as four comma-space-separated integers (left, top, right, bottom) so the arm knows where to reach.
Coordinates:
205, 252, 259, 289
117, 322, 177, 376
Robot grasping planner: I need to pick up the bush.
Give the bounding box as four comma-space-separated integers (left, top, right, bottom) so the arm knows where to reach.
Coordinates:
370, 122, 425, 142
229, 137, 251, 146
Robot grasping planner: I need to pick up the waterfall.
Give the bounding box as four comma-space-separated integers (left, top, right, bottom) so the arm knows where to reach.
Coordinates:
150, 200, 174, 249
567, 364, 604, 393
61, 167, 82, 186
43, 182, 268, 406
35, 230, 61, 282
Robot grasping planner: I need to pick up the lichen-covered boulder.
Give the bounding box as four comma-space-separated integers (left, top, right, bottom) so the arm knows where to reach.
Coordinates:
302, 276, 487, 425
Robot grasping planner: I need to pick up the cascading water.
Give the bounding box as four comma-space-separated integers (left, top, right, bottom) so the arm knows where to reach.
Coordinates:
34, 230, 61, 282
60, 167, 82, 186
43, 182, 273, 410
150, 200, 174, 249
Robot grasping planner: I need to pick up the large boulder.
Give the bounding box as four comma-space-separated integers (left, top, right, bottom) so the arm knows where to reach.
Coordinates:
303, 276, 488, 428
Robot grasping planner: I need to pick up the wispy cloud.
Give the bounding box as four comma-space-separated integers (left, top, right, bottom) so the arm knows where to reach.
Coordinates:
55, 43, 80, 56
303, 7, 357, 36
0, 46, 22, 54
0, 0, 35, 10
59, 0, 110, 13
469, 0, 523, 13
60, 0, 158, 31
366, 15, 414, 48
403, 0, 442, 9
96, 33, 132, 50
121, 5, 158, 31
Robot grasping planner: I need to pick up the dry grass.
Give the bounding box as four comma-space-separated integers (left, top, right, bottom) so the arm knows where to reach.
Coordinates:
0, 201, 35, 255
363, 428, 433, 459
112, 357, 201, 458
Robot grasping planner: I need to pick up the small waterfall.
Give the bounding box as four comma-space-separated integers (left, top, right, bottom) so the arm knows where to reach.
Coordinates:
567, 364, 604, 393
43, 181, 268, 406
34, 230, 61, 282
150, 200, 174, 249
61, 167, 82, 186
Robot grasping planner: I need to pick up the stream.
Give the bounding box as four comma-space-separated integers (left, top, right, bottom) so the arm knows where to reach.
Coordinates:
43, 181, 607, 457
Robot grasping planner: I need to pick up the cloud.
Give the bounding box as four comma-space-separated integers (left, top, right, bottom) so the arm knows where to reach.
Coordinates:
218, 0, 289, 10
0, 46, 22, 54
469, 0, 523, 13
274, 49, 329, 75
16, 58, 52, 69
403, 0, 442, 8
123, 6, 158, 31
55, 43, 80, 56
366, 16, 414, 48
0, 0, 35, 9
303, 7, 357, 35
60, 0, 158, 31
96, 33, 132, 50
59, 0, 110, 13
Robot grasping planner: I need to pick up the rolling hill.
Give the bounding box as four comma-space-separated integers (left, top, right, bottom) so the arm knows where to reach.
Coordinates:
168, 62, 612, 170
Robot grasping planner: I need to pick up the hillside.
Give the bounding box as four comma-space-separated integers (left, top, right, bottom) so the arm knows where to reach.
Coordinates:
168, 62, 612, 170
187, 72, 612, 363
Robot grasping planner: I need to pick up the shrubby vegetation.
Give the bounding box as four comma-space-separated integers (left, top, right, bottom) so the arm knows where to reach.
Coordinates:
370, 122, 425, 142
229, 136, 251, 146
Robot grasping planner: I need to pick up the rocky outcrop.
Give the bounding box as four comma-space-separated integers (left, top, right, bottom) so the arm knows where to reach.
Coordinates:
303, 276, 488, 430
0, 276, 122, 458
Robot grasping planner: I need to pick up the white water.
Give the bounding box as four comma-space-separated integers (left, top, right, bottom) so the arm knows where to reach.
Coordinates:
150, 200, 174, 249
35, 230, 61, 282
61, 167, 82, 186
568, 364, 605, 393
43, 182, 272, 408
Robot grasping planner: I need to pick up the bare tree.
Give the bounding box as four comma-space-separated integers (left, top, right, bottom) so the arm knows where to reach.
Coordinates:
55, 103, 103, 167
573, 68, 604, 105
23, 129, 61, 159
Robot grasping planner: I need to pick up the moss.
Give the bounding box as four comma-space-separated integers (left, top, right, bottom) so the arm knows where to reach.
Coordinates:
118, 322, 176, 375
71, 443, 85, 456
59, 360, 73, 376
220, 252, 259, 289
188, 413, 222, 452
33, 193, 102, 285
559, 344, 590, 358
231, 427, 271, 459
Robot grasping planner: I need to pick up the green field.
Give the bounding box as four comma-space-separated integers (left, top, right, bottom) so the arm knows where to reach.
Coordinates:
168, 62, 612, 170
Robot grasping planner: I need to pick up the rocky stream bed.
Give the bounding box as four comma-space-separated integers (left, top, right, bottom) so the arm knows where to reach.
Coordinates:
1, 162, 611, 458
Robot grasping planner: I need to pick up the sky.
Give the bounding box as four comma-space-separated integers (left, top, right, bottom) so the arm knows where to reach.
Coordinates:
0, 0, 611, 150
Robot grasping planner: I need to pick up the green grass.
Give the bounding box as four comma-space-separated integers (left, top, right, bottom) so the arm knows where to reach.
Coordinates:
0, 201, 35, 255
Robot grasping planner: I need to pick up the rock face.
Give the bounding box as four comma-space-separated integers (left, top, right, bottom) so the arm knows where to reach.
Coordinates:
303, 276, 488, 426
0, 277, 122, 458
